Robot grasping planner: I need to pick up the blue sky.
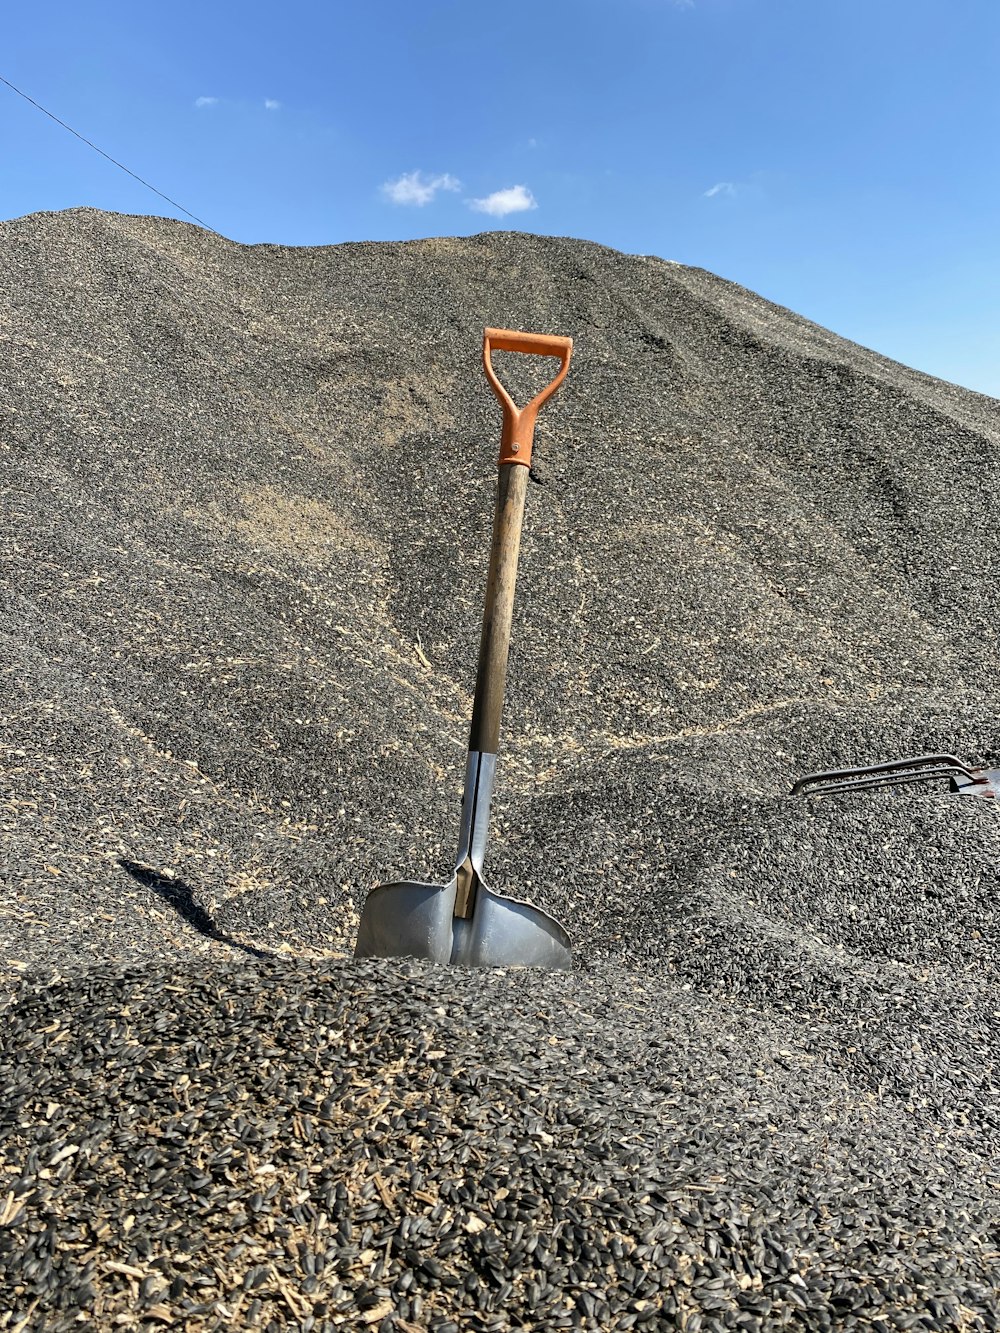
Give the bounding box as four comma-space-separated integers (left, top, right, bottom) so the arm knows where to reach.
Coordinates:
4, 0, 998, 397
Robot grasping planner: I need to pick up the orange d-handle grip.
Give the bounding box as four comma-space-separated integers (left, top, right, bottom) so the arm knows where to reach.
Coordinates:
482, 327, 573, 468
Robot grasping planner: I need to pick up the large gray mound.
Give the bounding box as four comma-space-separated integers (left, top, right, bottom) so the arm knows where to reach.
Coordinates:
1, 208, 998, 1330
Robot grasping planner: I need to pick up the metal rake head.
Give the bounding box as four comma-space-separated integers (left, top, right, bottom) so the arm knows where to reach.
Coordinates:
791, 753, 1000, 799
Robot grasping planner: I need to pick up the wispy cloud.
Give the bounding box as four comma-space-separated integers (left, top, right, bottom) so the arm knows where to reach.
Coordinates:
704, 181, 737, 198
468, 184, 537, 217
264, 98, 281, 111
382, 170, 461, 206
194, 96, 219, 109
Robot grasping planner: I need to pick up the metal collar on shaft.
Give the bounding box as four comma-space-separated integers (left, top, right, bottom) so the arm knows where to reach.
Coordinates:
455, 750, 497, 878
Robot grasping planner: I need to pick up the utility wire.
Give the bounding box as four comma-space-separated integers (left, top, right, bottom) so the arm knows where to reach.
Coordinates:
0, 73, 220, 235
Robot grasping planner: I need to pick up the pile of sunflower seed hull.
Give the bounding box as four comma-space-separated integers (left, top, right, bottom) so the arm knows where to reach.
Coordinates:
1, 208, 999, 1330
2, 959, 998, 1331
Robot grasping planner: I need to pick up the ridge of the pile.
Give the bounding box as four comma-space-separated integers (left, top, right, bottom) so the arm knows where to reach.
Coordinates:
1, 207, 999, 1331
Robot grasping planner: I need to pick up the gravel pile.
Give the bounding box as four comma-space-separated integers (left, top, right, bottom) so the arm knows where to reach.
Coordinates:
1, 207, 998, 1329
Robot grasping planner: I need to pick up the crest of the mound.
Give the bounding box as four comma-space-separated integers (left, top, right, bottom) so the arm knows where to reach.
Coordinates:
3, 209, 1000, 1330
0, 207, 998, 976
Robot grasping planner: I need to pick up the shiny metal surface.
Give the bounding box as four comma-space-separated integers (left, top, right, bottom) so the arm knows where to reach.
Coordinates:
450, 882, 571, 968
792, 753, 1000, 799
456, 751, 496, 879
354, 750, 572, 969
353, 876, 457, 964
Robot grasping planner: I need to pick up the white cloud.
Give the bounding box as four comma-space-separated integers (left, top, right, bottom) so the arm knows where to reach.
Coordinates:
704, 181, 736, 198
264, 99, 281, 111
194, 96, 219, 109
381, 171, 462, 206
468, 184, 537, 217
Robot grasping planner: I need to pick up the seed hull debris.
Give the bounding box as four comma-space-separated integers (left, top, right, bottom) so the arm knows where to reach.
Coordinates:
1, 208, 998, 1329
2, 960, 998, 1332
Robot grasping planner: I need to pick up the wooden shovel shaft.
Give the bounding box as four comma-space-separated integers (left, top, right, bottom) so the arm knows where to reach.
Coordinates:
468, 463, 529, 755
468, 328, 573, 757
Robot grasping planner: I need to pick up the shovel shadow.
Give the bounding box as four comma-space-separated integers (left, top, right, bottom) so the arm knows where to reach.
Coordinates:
120, 858, 274, 960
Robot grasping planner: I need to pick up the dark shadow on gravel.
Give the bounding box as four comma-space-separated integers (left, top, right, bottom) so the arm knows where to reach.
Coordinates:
119, 859, 274, 960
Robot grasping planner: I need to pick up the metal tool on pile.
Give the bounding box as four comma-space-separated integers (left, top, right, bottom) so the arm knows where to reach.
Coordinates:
355, 328, 574, 968
791, 753, 1000, 799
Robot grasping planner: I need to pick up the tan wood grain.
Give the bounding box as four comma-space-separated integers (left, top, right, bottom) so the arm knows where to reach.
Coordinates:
468, 463, 530, 756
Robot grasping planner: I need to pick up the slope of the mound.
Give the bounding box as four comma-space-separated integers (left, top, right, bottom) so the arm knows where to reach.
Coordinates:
2, 207, 998, 976
2, 209, 999, 1330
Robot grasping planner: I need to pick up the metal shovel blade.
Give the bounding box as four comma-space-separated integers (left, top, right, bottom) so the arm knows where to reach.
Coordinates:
355, 875, 572, 969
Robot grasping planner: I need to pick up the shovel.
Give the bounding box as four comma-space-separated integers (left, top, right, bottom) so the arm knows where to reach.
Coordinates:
354, 327, 574, 968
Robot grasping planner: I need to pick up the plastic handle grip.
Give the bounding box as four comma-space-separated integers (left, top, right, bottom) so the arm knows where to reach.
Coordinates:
482, 327, 573, 467
484, 329, 573, 358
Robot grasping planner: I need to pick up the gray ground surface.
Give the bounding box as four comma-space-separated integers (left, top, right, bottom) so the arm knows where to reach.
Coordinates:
1, 208, 998, 1329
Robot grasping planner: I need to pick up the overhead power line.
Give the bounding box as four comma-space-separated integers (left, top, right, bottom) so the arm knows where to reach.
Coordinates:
0, 72, 220, 235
